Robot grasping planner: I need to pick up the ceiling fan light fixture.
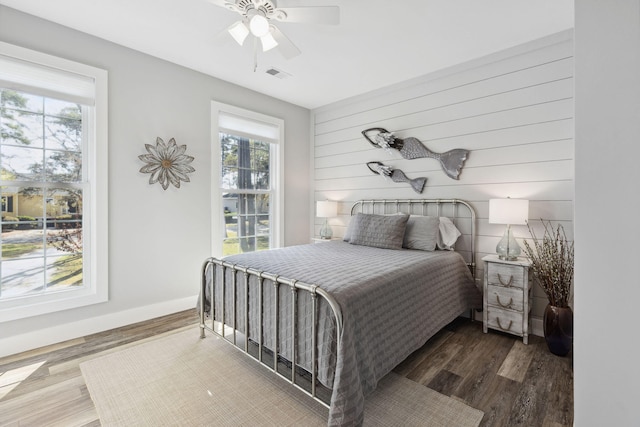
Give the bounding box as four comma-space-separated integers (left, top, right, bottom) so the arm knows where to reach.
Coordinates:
248, 12, 270, 37
228, 20, 249, 46
260, 29, 278, 52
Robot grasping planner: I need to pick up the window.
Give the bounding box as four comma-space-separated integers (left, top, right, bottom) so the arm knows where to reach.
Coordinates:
1, 195, 13, 212
211, 102, 283, 257
0, 42, 108, 322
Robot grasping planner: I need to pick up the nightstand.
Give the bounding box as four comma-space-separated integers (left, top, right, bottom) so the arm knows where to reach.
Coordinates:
482, 255, 532, 344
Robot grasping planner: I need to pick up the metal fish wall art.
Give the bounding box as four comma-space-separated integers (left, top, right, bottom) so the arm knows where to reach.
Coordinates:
362, 127, 469, 180
366, 161, 427, 194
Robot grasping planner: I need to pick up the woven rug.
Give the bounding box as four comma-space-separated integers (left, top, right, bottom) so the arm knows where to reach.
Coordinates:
80, 328, 483, 426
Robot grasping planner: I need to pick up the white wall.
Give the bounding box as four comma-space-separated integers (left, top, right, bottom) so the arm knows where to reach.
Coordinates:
574, 1, 640, 425
0, 6, 310, 357
312, 31, 574, 334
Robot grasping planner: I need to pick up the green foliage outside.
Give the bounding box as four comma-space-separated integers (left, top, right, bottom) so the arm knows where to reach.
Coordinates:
223, 229, 269, 256
48, 254, 83, 287
2, 242, 41, 258
1, 216, 18, 231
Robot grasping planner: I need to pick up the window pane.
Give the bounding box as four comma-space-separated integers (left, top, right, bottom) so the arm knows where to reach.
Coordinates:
45, 149, 82, 182
46, 187, 83, 256
3, 110, 44, 148
252, 143, 270, 190
1, 90, 44, 113
221, 166, 238, 189
0, 145, 43, 181
2, 223, 45, 261
45, 114, 82, 151
221, 192, 270, 255
220, 133, 270, 191
1, 257, 46, 298
1, 91, 45, 154
46, 253, 83, 290
3, 187, 44, 218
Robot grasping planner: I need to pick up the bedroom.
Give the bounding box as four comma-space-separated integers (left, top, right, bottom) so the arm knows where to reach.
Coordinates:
0, 1, 638, 426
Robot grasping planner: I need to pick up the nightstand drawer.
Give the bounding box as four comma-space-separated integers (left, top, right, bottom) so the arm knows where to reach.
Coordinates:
486, 306, 524, 334
487, 263, 525, 289
486, 284, 524, 311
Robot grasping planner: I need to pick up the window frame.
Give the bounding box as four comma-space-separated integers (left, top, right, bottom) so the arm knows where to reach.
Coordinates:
211, 102, 284, 258
0, 42, 108, 322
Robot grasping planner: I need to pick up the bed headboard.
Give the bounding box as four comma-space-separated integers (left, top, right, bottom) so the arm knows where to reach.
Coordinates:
350, 199, 476, 278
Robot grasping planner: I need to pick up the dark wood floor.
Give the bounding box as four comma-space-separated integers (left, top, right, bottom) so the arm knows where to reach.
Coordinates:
0, 309, 573, 426
394, 317, 573, 426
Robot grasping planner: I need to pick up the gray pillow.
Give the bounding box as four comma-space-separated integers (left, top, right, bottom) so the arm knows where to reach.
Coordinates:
348, 213, 409, 250
403, 215, 439, 251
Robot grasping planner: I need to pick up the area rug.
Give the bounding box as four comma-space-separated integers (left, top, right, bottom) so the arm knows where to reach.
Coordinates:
80, 328, 483, 426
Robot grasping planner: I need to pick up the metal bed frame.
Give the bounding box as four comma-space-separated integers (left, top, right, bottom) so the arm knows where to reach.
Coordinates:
199, 259, 343, 406
199, 198, 476, 410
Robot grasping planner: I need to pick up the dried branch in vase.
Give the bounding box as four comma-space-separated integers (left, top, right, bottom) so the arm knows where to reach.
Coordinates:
522, 220, 574, 308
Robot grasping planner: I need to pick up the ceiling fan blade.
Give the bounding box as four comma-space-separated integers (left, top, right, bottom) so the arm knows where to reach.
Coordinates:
270, 25, 301, 59
274, 6, 339, 24
206, 0, 243, 14
206, 0, 228, 6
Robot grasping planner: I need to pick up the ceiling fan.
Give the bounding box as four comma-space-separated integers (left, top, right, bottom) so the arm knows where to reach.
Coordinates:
208, 0, 339, 67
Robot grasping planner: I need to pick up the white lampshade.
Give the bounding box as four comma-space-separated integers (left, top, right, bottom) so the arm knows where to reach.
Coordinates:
489, 198, 529, 225
228, 20, 250, 46
316, 200, 337, 218
260, 29, 278, 52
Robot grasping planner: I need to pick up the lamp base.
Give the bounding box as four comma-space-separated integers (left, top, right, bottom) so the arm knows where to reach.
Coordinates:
319, 219, 333, 239
496, 224, 521, 261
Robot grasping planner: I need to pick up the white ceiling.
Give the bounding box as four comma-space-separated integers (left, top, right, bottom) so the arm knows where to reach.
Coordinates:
0, 0, 573, 109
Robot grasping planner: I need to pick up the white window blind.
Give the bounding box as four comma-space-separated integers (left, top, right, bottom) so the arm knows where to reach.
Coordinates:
0, 42, 96, 105
219, 111, 280, 143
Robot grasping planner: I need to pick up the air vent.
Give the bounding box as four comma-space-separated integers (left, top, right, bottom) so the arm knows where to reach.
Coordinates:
265, 67, 292, 79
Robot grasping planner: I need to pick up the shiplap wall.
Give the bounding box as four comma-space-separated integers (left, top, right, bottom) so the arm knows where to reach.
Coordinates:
311, 30, 574, 335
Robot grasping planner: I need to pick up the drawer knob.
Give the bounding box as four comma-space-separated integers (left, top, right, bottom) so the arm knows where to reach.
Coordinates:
496, 317, 513, 331
497, 273, 514, 287
496, 295, 514, 309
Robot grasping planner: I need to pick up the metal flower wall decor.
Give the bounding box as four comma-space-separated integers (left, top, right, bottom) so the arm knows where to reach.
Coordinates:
139, 137, 195, 190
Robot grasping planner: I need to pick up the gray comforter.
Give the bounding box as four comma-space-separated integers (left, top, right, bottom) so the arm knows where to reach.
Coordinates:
203, 241, 482, 426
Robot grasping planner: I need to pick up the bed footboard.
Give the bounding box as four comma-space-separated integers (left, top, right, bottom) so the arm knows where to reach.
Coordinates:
199, 256, 343, 407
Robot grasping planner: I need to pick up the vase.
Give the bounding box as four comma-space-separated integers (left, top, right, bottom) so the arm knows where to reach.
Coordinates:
543, 304, 573, 356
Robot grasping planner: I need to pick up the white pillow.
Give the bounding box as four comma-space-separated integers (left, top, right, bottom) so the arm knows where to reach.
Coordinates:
437, 216, 462, 250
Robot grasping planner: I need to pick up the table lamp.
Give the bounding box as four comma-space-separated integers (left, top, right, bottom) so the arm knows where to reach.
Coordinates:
316, 200, 337, 239
489, 198, 529, 261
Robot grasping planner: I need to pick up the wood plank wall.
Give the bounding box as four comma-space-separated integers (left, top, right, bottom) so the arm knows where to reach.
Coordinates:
311, 31, 574, 335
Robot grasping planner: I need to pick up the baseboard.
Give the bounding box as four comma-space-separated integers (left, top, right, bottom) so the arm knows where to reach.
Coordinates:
0, 295, 198, 358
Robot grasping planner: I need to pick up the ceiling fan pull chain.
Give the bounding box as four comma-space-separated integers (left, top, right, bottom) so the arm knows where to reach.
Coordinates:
253, 37, 258, 72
